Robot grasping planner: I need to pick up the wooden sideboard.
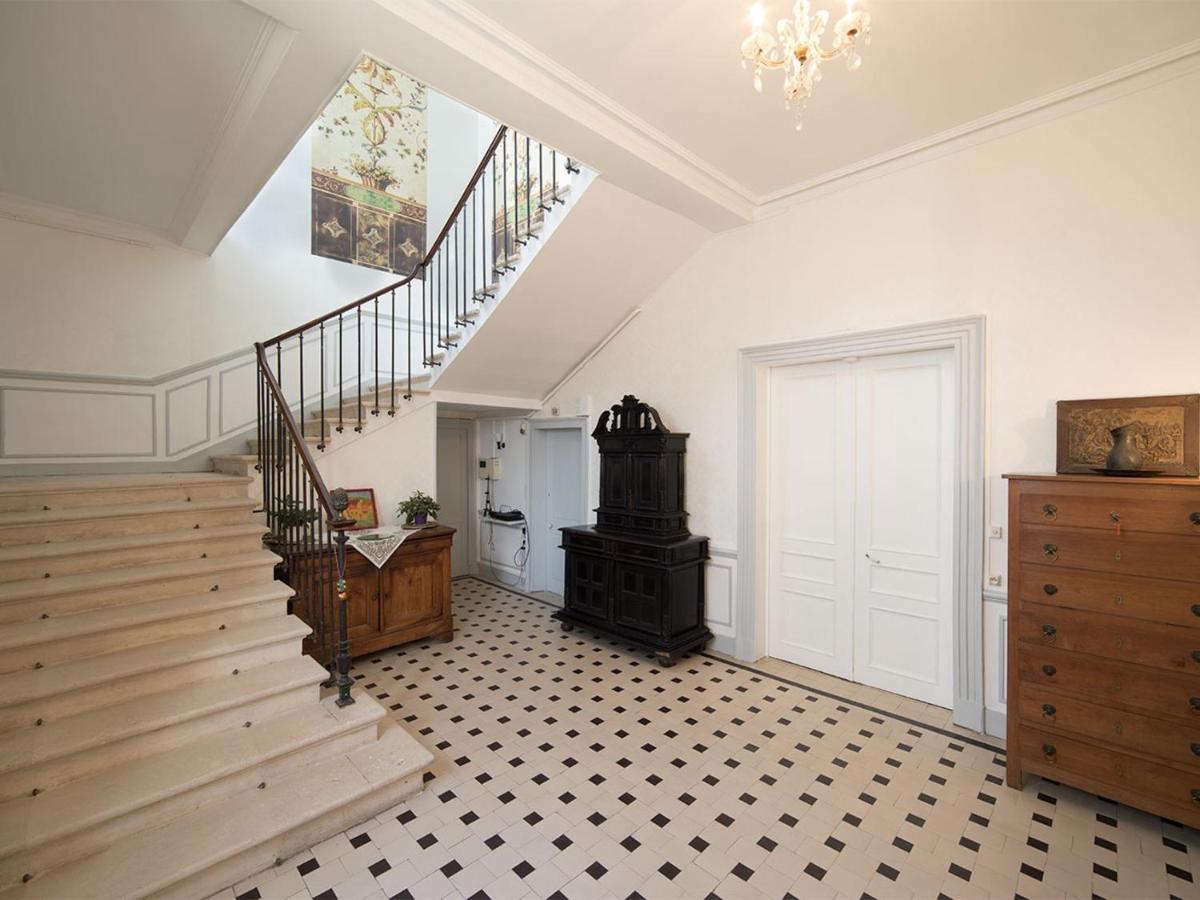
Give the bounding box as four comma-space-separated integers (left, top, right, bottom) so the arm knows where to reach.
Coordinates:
1005, 474, 1200, 827
293, 525, 455, 661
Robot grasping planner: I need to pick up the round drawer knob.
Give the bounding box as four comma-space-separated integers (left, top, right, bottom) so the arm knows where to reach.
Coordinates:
1043, 543, 1058, 561
1192, 604, 1200, 617
1190, 512, 1200, 526
1190, 697, 1200, 712
1042, 743, 1056, 760
1043, 584, 1058, 596
1042, 624, 1057, 639
1192, 650, 1200, 664
1042, 504, 1058, 520
1042, 664, 1057, 677
1192, 789, 1200, 805
1041, 703, 1056, 718
1191, 743, 1200, 757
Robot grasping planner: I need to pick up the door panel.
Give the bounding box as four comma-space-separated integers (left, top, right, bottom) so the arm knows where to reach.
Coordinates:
566, 553, 609, 620
613, 562, 664, 636
852, 349, 955, 706
542, 428, 584, 596
436, 422, 470, 576
766, 362, 854, 680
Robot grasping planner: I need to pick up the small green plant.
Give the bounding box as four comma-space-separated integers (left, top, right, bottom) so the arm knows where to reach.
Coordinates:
275, 495, 319, 528
397, 490, 439, 525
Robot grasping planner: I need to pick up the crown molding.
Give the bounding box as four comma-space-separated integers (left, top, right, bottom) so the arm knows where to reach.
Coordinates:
376, 0, 758, 222
0, 191, 179, 250
754, 38, 1200, 218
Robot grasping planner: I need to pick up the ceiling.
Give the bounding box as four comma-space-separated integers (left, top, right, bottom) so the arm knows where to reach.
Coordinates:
459, 0, 1200, 201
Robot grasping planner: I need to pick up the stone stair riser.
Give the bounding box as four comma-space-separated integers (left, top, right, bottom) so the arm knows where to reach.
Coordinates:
0, 716, 382, 892
0, 563, 276, 625
0, 482, 251, 515
0, 637, 303, 734
0, 506, 256, 547
0, 678, 320, 804
0, 532, 266, 584
0, 597, 286, 676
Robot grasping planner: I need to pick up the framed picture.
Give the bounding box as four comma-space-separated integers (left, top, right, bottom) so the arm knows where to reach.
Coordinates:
1056, 394, 1200, 476
342, 488, 380, 530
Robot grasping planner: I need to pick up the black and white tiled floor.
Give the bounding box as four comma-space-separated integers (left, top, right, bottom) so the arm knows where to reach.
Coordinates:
216, 578, 1200, 900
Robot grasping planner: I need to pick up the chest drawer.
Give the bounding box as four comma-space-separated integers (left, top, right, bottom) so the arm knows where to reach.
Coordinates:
1021, 487, 1200, 537
1020, 525, 1200, 582
1017, 645, 1200, 722
1018, 685, 1200, 770
1018, 563, 1200, 628
1017, 602, 1200, 672
1020, 725, 1200, 819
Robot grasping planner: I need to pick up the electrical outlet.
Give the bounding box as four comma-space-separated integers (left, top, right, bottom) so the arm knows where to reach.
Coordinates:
988, 575, 1003, 587
989, 525, 1003, 539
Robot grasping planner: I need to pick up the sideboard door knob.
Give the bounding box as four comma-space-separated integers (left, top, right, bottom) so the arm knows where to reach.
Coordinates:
1192, 604, 1200, 617
1042, 504, 1058, 520
1041, 703, 1056, 718
1044, 584, 1058, 596
1042, 664, 1057, 677
1190, 512, 1200, 526
1192, 650, 1200, 664
1191, 743, 1200, 757
1192, 788, 1200, 805
1042, 744, 1056, 760
1043, 543, 1059, 561
1042, 624, 1057, 639
1190, 697, 1200, 712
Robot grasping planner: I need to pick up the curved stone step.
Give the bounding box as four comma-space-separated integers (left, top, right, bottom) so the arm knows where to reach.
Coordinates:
0, 719, 431, 900
0, 695, 385, 890
0, 550, 280, 624
0, 498, 259, 547
0, 655, 327, 803
0, 523, 267, 583
0, 581, 293, 673
0, 615, 310, 732
0, 473, 253, 514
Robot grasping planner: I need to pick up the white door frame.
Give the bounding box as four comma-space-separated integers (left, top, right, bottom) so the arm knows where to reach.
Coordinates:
528, 418, 590, 593
436, 418, 473, 577
737, 316, 986, 730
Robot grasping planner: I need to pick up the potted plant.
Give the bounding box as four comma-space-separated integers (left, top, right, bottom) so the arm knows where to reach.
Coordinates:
397, 490, 439, 526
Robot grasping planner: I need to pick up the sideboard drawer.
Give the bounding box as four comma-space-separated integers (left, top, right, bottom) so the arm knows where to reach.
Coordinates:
1017, 645, 1200, 722
1018, 563, 1200, 628
1020, 725, 1200, 820
562, 530, 610, 554
1020, 525, 1200, 582
1021, 487, 1200, 537
1018, 686, 1200, 770
1017, 602, 1200, 672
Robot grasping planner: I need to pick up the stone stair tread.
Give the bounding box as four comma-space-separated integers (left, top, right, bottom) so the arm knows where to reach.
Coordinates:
0, 473, 252, 497
0, 581, 294, 653
0, 616, 310, 708
0, 497, 257, 529
0, 695, 385, 860
0, 549, 280, 605
1, 719, 431, 900
0, 523, 267, 564
0, 655, 326, 779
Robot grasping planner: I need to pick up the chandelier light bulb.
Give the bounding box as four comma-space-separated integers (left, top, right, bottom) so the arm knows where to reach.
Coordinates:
749, 2, 766, 29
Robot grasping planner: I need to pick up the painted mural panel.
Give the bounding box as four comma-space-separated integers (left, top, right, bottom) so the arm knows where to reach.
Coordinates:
312, 55, 427, 275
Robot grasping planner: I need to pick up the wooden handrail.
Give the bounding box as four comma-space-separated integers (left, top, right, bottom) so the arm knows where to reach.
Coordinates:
262, 124, 510, 349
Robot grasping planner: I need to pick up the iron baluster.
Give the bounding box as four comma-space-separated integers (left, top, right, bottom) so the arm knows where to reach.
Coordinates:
318, 322, 326, 451
330, 489, 356, 707
355, 306, 362, 432
337, 315, 344, 433
372, 296, 379, 416
405, 282, 413, 401
298, 331, 305, 438
389, 288, 396, 415
525, 134, 532, 240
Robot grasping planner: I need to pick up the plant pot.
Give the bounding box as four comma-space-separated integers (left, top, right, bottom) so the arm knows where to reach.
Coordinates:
412, 512, 428, 526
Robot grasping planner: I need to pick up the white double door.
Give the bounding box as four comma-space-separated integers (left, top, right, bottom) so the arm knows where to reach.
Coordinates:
767, 349, 955, 707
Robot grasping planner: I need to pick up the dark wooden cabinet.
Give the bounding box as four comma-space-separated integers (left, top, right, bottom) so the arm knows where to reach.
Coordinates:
555, 395, 710, 665
1005, 474, 1200, 827
295, 525, 454, 661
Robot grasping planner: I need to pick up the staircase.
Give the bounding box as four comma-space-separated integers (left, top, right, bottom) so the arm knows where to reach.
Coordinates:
0, 473, 431, 899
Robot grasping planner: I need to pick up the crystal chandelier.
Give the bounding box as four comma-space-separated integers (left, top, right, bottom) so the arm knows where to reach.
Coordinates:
740, 0, 871, 129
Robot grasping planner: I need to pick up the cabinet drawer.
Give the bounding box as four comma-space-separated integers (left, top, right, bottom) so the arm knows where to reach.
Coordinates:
1020, 525, 1200, 582
1018, 686, 1200, 770
1017, 602, 1200, 672
1020, 725, 1200, 818
613, 542, 665, 564
1018, 563, 1200, 628
1017, 645, 1200, 722
562, 531, 609, 554
1021, 488, 1200, 537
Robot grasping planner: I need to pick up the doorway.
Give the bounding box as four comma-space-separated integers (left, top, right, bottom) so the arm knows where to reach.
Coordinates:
436, 419, 472, 577
529, 421, 587, 597
766, 348, 955, 707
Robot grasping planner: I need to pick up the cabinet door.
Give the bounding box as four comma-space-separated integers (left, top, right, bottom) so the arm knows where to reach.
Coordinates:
613, 561, 665, 637
343, 560, 381, 641
565, 552, 610, 621
379, 546, 447, 634
630, 454, 660, 511
602, 453, 628, 509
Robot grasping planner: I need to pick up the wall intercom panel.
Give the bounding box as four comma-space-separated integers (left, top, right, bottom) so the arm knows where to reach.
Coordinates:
478, 457, 501, 479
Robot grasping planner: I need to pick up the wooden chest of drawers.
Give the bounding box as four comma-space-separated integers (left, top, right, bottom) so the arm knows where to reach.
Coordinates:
1005, 474, 1200, 826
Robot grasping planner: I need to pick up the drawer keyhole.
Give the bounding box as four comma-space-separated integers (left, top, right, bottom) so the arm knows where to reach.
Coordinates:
1042, 664, 1057, 677
1041, 703, 1056, 718
1043, 584, 1058, 596
1042, 504, 1058, 520
1043, 543, 1058, 561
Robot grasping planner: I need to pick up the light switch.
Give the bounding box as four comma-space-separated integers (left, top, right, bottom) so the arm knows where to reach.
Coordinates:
989, 525, 1003, 539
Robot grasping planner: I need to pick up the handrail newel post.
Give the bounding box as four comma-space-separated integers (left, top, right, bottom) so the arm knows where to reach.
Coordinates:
330, 488, 356, 708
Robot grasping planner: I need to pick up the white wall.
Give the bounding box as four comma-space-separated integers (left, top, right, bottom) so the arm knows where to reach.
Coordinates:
0, 90, 494, 380
542, 71, 1200, 717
